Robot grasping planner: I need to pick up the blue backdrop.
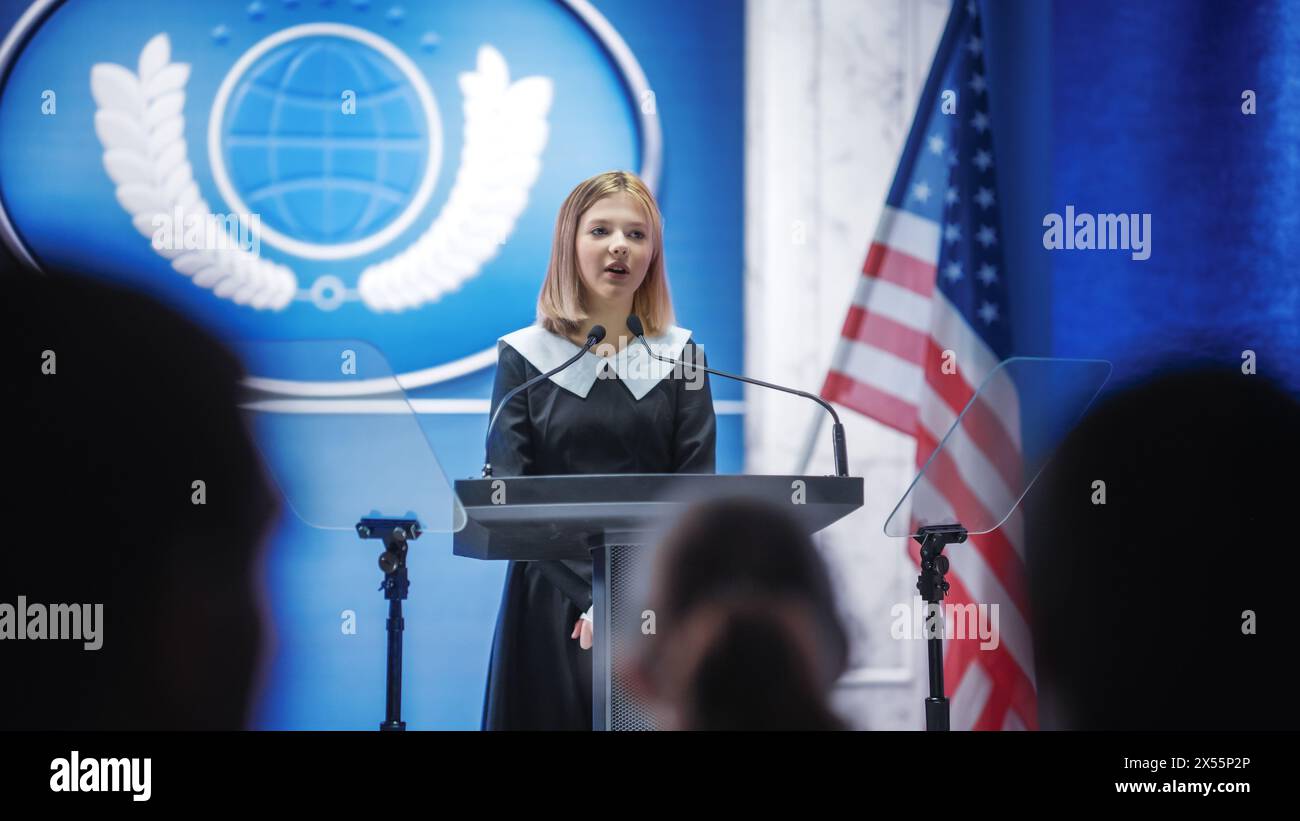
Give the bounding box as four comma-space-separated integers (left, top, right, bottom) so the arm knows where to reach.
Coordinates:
999, 0, 1300, 395
983, 0, 1298, 403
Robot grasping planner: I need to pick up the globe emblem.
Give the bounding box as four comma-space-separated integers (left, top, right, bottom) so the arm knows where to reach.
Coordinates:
208, 24, 443, 260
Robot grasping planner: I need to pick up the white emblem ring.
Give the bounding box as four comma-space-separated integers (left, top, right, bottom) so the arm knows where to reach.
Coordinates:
207, 22, 444, 261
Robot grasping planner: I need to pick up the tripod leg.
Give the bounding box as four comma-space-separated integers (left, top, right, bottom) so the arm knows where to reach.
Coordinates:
914, 526, 962, 732
926, 629, 949, 731
381, 593, 405, 731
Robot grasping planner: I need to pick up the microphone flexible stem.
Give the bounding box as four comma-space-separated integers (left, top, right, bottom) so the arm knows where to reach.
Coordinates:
635, 338, 843, 426
634, 335, 850, 477
482, 336, 600, 477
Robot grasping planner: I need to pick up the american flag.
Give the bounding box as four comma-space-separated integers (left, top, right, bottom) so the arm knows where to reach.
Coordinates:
819, 0, 1037, 730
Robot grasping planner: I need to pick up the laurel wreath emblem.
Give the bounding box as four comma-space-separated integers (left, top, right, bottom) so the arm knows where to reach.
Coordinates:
90, 33, 553, 313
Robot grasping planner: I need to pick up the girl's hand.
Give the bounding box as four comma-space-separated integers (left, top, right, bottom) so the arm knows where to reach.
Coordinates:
570, 617, 593, 650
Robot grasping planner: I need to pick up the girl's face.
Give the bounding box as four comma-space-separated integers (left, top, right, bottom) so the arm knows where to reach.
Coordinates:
575, 191, 653, 309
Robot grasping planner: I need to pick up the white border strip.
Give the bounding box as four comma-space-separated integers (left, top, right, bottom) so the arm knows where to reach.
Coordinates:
241, 398, 747, 414
242, 344, 499, 396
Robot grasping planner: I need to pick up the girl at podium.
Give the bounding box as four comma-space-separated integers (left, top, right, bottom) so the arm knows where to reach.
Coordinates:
482, 170, 717, 730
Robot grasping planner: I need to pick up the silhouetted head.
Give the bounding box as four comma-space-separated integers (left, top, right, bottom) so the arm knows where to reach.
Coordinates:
0, 260, 279, 729
1027, 368, 1299, 730
639, 496, 849, 730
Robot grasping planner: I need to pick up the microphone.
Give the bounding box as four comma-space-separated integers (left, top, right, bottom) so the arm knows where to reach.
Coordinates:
627, 314, 850, 478
482, 324, 606, 478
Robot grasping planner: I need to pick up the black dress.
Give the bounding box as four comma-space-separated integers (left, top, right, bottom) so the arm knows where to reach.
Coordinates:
481, 324, 717, 730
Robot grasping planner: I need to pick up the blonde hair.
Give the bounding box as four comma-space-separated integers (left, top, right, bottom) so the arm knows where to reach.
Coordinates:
536, 170, 675, 337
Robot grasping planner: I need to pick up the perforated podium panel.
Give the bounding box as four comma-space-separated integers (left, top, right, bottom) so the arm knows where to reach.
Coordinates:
594, 542, 657, 731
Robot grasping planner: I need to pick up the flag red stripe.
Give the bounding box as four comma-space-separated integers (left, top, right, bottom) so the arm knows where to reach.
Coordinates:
923, 339, 1023, 493
938, 605, 978, 690
986, 651, 1037, 730
972, 666, 1014, 730
821, 370, 916, 437
914, 427, 1030, 616
1012, 668, 1038, 731
839, 306, 929, 366
863, 242, 937, 297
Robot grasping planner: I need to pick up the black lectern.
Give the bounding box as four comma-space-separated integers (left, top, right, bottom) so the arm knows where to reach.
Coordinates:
455, 473, 862, 730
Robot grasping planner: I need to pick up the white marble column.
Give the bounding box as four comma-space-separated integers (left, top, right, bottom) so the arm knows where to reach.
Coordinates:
745, 0, 950, 729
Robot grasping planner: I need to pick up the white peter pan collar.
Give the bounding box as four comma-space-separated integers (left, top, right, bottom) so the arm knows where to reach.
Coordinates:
498, 324, 695, 401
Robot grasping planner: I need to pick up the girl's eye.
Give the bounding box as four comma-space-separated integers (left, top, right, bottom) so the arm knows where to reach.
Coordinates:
590, 227, 645, 238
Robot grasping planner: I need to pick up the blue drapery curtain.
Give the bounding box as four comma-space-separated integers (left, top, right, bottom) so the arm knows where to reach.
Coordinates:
1049, 0, 1300, 394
